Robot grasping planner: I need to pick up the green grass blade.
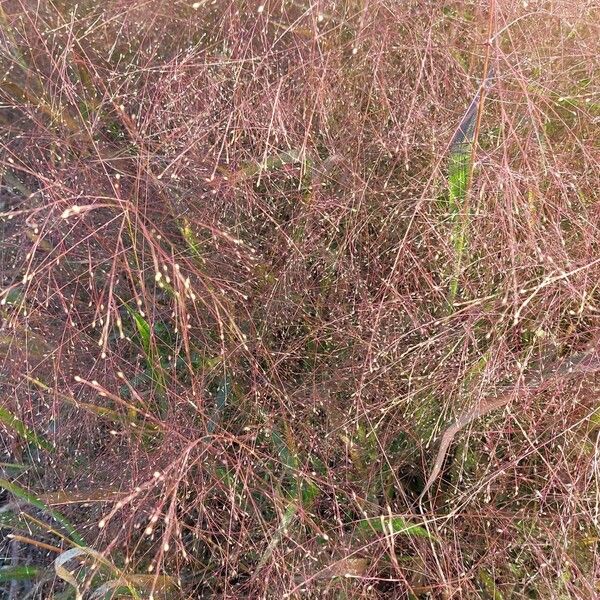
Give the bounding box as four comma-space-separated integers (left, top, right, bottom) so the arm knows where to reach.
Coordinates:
0, 462, 29, 472
0, 565, 40, 582
180, 218, 204, 263
0, 405, 54, 452
448, 148, 470, 216
122, 302, 167, 399
127, 307, 151, 357
478, 568, 505, 599
0, 479, 85, 546
445, 76, 491, 307
358, 515, 432, 539
447, 144, 472, 307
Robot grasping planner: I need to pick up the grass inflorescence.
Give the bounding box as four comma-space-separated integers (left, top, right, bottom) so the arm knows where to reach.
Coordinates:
1, 1, 599, 598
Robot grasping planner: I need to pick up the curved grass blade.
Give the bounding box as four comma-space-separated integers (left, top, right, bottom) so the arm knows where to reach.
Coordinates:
0, 479, 85, 546
54, 547, 98, 600
55, 547, 174, 600
0, 405, 54, 452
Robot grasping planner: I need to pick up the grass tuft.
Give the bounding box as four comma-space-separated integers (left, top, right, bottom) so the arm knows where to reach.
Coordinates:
1, 0, 599, 597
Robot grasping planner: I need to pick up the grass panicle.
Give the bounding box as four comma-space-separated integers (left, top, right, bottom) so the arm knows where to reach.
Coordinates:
0, 1, 598, 597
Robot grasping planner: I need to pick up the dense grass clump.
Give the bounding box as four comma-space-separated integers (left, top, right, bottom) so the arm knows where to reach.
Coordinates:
1, 1, 599, 598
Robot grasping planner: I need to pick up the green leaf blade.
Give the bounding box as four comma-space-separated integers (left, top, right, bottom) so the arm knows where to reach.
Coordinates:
0, 406, 54, 452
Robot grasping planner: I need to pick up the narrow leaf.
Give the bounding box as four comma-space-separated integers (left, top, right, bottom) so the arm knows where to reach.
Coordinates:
0, 405, 54, 451
0, 565, 40, 582
55, 547, 141, 600
0, 478, 85, 545
358, 515, 432, 539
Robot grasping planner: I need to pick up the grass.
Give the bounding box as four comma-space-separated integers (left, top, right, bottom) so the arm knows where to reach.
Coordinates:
0, 479, 85, 546
0, 406, 54, 452
0, 1, 599, 598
